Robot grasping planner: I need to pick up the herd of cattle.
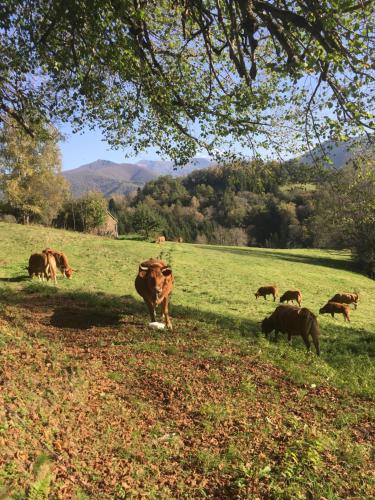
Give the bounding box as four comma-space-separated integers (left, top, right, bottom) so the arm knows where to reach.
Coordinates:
255, 285, 359, 355
28, 249, 76, 284
27, 250, 359, 356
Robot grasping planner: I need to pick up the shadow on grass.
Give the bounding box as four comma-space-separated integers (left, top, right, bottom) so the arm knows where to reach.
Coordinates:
50, 306, 120, 329
0, 286, 373, 368
198, 245, 357, 274
0, 275, 30, 283
0, 284, 260, 337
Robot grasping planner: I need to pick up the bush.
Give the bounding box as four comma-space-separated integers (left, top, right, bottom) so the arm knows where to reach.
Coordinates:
0, 214, 17, 223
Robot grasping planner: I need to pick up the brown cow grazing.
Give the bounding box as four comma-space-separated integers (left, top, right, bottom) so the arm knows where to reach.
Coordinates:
329, 292, 359, 309
155, 236, 166, 243
255, 285, 278, 301
262, 305, 320, 355
319, 302, 350, 322
280, 290, 302, 307
135, 258, 174, 330
42, 248, 76, 278
28, 252, 57, 284
177, 237, 183, 243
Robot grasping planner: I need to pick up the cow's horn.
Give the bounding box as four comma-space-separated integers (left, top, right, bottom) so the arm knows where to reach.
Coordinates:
139, 265, 148, 271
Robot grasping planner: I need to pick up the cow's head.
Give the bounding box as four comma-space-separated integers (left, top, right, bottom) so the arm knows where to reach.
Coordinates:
139, 264, 172, 299
318, 307, 325, 314
261, 317, 273, 335
64, 267, 76, 279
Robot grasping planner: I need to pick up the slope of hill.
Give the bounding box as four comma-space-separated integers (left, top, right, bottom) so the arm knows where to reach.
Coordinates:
0, 222, 374, 498
63, 159, 158, 197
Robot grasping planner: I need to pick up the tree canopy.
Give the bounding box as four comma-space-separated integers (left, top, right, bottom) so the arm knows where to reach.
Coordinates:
1, 1, 374, 162
0, 120, 68, 223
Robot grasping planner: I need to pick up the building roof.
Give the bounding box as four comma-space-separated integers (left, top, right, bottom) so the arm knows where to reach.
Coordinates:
106, 210, 118, 223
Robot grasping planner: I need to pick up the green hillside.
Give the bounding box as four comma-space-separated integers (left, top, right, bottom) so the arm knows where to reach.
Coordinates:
0, 223, 374, 498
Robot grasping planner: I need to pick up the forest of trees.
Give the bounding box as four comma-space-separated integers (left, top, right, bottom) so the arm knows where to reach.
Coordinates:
108, 155, 375, 277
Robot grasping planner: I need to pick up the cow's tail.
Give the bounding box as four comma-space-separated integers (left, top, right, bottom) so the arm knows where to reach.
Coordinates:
300, 308, 320, 356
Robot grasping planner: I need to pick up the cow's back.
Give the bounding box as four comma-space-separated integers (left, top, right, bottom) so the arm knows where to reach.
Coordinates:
271, 305, 301, 333
331, 293, 357, 305
258, 285, 277, 295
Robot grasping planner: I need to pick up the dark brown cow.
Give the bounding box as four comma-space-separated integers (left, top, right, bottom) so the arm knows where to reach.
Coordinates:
255, 285, 278, 301
329, 292, 359, 309
262, 305, 320, 355
135, 258, 174, 330
280, 290, 302, 307
319, 302, 350, 322
28, 252, 57, 284
155, 236, 166, 244
42, 248, 76, 278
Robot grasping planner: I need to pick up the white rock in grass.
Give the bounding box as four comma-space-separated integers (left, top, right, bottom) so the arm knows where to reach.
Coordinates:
149, 322, 166, 330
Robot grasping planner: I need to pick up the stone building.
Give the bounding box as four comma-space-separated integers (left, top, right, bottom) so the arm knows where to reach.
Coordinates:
90, 210, 118, 238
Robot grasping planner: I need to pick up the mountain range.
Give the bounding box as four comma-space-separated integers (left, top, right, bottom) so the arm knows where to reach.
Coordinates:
63, 140, 364, 197
297, 138, 365, 169
63, 158, 212, 197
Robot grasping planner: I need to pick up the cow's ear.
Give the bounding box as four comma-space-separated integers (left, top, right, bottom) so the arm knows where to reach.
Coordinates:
138, 270, 147, 278
162, 267, 172, 277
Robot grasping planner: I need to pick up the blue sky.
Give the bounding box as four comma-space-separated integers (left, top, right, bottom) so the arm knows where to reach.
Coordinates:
59, 124, 162, 171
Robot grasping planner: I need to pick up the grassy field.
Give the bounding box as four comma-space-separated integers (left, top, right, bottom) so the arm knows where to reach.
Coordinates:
0, 222, 374, 498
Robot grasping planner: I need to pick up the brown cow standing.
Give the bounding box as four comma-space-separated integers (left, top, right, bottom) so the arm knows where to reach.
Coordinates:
176, 237, 183, 243
262, 305, 320, 355
135, 258, 174, 330
43, 248, 76, 278
280, 290, 302, 307
255, 285, 278, 301
319, 302, 351, 322
155, 236, 166, 244
28, 252, 57, 284
329, 292, 358, 309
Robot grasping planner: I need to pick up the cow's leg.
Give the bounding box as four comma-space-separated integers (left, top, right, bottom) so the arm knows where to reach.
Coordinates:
354, 303, 357, 310
345, 313, 350, 322
146, 301, 157, 322
162, 297, 173, 331
273, 294, 276, 302
312, 335, 320, 356
264, 295, 267, 300
301, 333, 311, 353
331, 312, 334, 318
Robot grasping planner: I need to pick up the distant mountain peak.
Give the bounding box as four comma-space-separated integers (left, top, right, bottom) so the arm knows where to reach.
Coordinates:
62, 157, 213, 197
